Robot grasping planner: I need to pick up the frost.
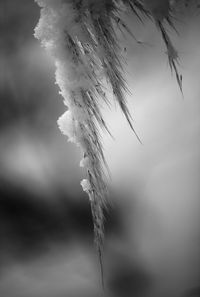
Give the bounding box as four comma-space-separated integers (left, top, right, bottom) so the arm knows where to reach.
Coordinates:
80, 156, 90, 168
34, 0, 184, 286
80, 178, 91, 193
57, 110, 76, 143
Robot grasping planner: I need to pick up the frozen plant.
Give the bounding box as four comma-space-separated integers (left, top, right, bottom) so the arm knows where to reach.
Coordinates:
34, 0, 195, 285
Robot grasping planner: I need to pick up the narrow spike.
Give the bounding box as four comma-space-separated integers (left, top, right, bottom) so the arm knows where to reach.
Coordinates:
157, 21, 183, 93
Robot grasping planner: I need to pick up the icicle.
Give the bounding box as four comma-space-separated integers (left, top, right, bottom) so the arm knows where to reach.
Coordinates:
34, 0, 183, 287
142, 0, 183, 92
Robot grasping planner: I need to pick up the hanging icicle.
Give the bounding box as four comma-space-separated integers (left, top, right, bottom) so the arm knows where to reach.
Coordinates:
34, 0, 183, 286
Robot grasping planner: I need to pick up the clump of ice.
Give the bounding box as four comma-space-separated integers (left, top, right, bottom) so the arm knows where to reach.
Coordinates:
57, 110, 76, 143
80, 179, 91, 194
80, 156, 90, 168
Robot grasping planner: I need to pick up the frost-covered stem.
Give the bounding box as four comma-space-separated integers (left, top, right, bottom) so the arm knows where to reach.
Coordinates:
34, 0, 182, 286
34, 0, 110, 281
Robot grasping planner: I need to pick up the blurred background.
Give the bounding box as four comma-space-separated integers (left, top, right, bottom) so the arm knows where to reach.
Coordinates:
1, 1, 200, 296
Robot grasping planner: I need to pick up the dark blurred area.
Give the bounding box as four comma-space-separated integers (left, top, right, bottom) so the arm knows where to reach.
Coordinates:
0, 178, 93, 260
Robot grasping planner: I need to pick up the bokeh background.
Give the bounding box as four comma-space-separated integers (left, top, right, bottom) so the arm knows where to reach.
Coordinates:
1, 1, 200, 296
